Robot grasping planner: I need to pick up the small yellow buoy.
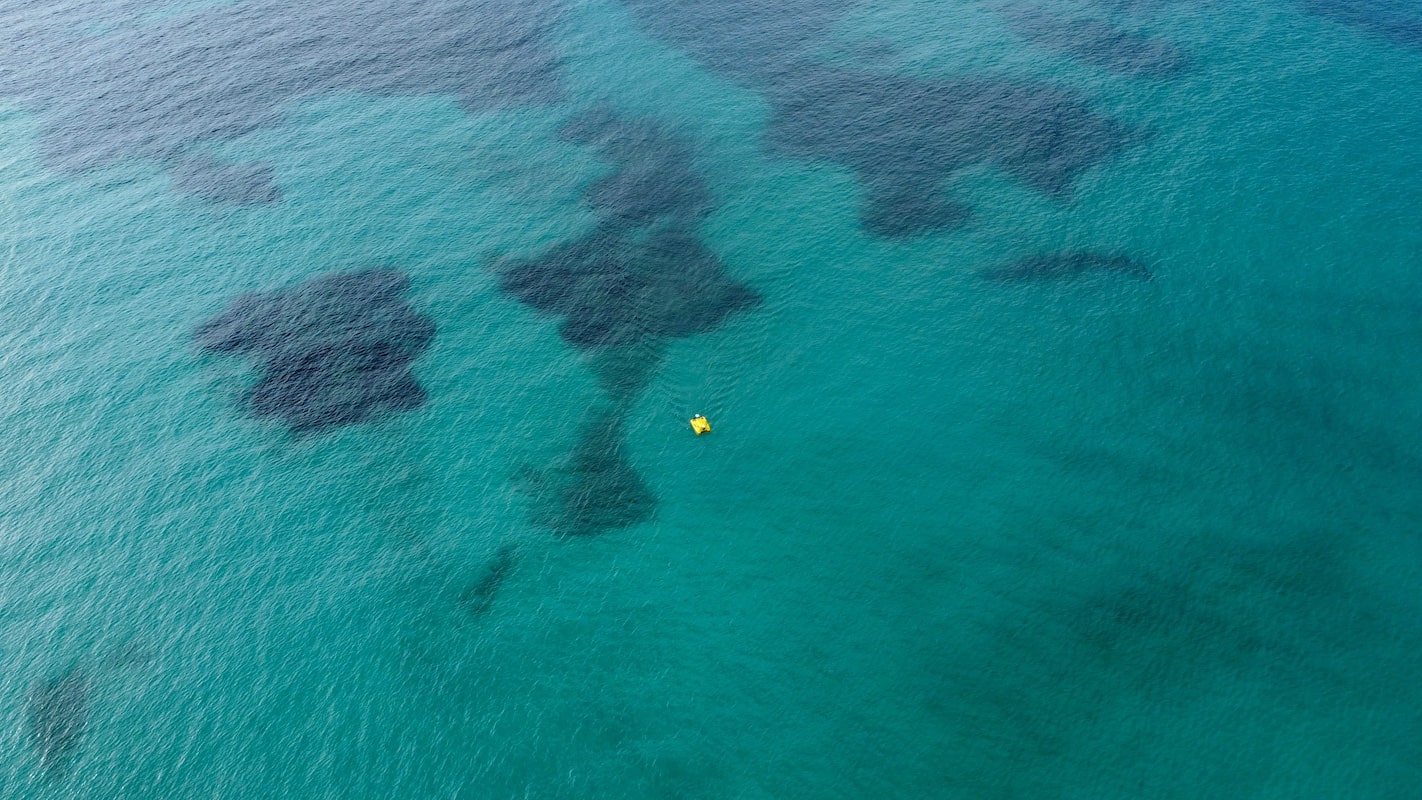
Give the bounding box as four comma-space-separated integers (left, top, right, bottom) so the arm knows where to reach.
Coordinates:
690, 414, 711, 435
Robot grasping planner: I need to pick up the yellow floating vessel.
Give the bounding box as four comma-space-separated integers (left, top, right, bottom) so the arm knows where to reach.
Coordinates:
690, 414, 711, 435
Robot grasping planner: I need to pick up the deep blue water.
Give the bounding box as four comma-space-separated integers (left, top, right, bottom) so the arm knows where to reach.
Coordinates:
1, 0, 1420, 796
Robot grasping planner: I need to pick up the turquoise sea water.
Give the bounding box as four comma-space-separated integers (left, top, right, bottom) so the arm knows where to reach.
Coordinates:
2, 0, 1420, 796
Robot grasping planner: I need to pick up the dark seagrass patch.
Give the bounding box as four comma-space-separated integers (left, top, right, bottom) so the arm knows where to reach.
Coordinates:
0, 0, 562, 202
195, 269, 435, 434
618, 0, 1142, 237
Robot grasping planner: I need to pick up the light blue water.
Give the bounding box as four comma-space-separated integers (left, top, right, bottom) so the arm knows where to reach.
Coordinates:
1, 1, 1420, 797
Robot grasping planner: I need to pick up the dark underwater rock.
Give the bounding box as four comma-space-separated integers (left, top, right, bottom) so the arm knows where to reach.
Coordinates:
979, 251, 1153, 283
27, 666, 89, 779
170, 155, 281, 206
196, 269, 434, 434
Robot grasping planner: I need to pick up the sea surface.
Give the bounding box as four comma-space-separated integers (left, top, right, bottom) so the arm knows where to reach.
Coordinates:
1, 1, 1420, 797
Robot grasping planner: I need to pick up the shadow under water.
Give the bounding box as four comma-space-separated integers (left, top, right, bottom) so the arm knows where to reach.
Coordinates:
26, 665, 90, 780
195, 268, 435, 434
460, 544, 519, 616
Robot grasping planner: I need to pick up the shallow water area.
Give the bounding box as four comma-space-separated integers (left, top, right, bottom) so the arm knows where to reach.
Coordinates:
1, 0, 1420, 797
